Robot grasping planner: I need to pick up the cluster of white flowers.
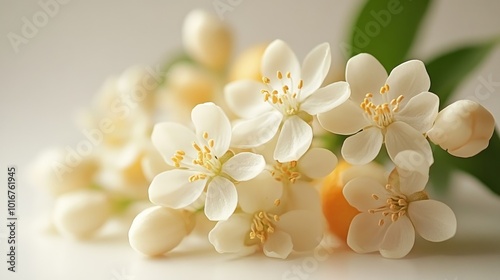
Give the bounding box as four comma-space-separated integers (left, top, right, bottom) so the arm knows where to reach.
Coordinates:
33, 9, 496, 259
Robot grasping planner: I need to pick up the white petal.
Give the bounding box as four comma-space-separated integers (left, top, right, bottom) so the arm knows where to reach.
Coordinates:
385, 121, 434, 165
222, 152, 266, 181
343, 177, 388, 212
396, 92, 439, 133
224, 80, 271, 118
261, 40, 300, 90
301, 81, 350, 115
341, 127, 383, 165
380, 216, 415, 258
393, 150, 430, 194
205, 176, 238, 221
237, 172, 283, 213
277, 210, 323, 252
263, 230, 294, 259
191, 102, 231, 157
286, 181, 322, 212
317, 99, 369, 135
408, 200, 457, 242
347, 212, 388, 253
300, 43, 331, 99
231, 111, 283, 148
208, 213, 257, 255
148, 170, 206, 209
298, 148, 338, 179
386, 60, 430, 104
151, 122, 197, 165
345, 53, 388, 104
274, 116, 313, 162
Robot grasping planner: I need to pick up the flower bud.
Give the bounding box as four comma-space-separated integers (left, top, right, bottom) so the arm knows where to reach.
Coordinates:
228, 43, 267, 82
182, 10, 232, 70
168, 63, 216, 106
128, 206, 194, 256
30, 148, 98, 196
53, 190, 111, 239
427, 100, 495, 157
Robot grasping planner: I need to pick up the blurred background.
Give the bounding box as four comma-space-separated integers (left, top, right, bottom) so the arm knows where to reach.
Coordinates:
1, 0, 500, 279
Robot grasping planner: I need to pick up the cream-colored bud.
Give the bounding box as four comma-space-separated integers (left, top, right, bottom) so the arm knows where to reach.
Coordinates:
53, 190, 111, 239
168, 63, 216, 106
30, 148, 98, 196
128, 206, 194, 256
228, 43, 267, 82
182, 10, 232, 70
427, 100, 495, 157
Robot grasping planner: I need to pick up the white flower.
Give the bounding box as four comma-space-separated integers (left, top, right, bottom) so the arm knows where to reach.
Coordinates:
208, 172, 324, 259
269, 147, 338, 184
225, 39, 350, 162
52, 189, 111, 239
128, 206, 194, 256
318, 53, 438, 165
148, 102, 265, 221
343, 150, 457, 258
427, 100, 495, 157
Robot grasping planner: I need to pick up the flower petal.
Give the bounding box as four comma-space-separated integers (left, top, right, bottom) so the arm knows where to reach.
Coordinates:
191, 102, 231, 157
151, 122, 197, 166
148, 170, 206, 209
393, 150, 430, 194
341, 127, 383, 165
300, 43, 331, 99
301, 81, 350, 115
231, 111, 283, 148
222, 152, 265, 182
236, 172, 283, 213
277, 210, 323, 252
205, 176, 238, 221
386, 60, 430, 105
379, 216, 415, 258
263, 230, 294, 259
345, 53, 388, 104
343, 177, 387, 212
396, 92, 439, 133
347, 212, 388, 253
208, 213, 257, 256
385, 121, 434, 165
224, 80, 271, 118
317, 99, 369, 135
286, 181, 322, 212
261, 40, 300, 90
274, 116, 313, 162
408, 200, 457, 242
298, 148, 338, 179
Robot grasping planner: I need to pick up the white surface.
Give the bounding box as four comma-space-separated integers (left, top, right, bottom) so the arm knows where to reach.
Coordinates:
1, 0, 500, 279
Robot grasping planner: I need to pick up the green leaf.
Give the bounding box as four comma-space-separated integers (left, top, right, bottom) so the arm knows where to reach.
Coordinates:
426, 41, 496, 109
345, 0, 431, 71
431, 130, 500, 196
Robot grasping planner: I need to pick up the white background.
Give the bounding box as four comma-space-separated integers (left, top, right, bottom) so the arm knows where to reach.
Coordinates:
1, 0, 500, 279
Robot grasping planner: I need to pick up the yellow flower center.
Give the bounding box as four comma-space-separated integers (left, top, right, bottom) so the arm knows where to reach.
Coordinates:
170, 131, 222, 181
369, 183, 428, 226
249, 210, 280, 243
271, 160, 301, 183
261, 71, 303, 116
360, 84, 404, 128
